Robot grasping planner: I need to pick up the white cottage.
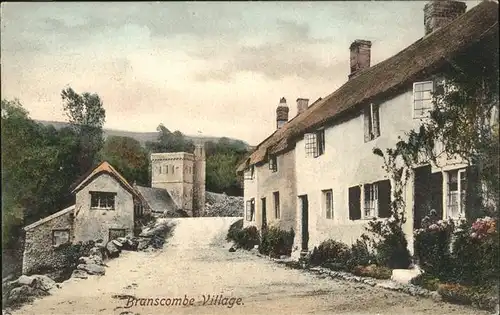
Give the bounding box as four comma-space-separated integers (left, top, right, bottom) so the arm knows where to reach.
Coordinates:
237, 0, 498, 258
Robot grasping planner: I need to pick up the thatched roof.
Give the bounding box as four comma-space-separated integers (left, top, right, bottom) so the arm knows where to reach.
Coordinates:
236, 1, 498, 173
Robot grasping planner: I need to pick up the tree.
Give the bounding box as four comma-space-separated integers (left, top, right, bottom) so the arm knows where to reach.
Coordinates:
101, 136, 149, 186
146, 123, 195, 153
61, 87, 106, 174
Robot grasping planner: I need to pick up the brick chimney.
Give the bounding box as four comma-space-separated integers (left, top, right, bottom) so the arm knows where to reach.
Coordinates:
276, 97, 289, 129
424, 1, 466, 35
296, 98, 309, 115
349, 40, 372, 80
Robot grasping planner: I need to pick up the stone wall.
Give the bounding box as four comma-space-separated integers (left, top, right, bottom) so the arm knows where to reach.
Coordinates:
74, 173, 134, 244
22, 211, 74, 275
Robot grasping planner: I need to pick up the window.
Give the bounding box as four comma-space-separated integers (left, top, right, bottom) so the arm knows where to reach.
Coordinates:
364, 103, 380, 142
134, 203, 143, 217
90, 192, 116, 210
158, 166, 162, 174
165, 165, 168, 174
109, 229, 127, 241
273, 192, 280, 219
52, 229, 70, 246
323, 189, 333, 219
364, 184, 379, 218
447, 169, 466, 218
413, 81, 434, 118
172, 165, 175, 174
269, 156, 278, 172
244, 166, 255, 180
305, 129, 325, 158
245, 198, 255, 221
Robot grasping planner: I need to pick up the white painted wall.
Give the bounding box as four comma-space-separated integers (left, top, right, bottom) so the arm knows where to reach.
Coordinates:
294, 89, 422, 250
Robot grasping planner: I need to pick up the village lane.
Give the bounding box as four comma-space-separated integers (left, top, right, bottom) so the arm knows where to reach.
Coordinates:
12, 217, 488, 315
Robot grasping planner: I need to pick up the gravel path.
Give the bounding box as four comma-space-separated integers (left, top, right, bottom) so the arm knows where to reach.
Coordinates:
11, 217, 489, 315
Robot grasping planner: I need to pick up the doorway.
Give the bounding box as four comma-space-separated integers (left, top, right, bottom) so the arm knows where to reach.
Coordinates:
299, 195, 309, 251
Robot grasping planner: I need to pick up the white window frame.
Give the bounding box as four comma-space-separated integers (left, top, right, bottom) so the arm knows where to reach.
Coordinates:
52, 229, 70, 246
413, 81, 434, 119
244, 166, 255, 180
269, 156, 278, 172
90, 191, 116, 210
305, 129, 325, 158
323, 189, 333, 219
273, 191, 280, 219
364, 103, 380, 142
446, 169, 466, 219
363, 183, 378, 219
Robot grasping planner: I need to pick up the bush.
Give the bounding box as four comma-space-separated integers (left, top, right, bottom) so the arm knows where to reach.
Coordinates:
437, 283, 498, 311
226, 219, 243, 242
345, 238, 377, 271
260, 226, 295, 258
365, 218, 412, 269
352, 264, 392, 279
414, 218, 455, 279
309, 240, 349, 267
228, 225, 260, 250
410, 273, 441, 291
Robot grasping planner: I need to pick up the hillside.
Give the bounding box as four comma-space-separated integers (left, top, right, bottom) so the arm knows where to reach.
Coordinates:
36, 120, 251, 150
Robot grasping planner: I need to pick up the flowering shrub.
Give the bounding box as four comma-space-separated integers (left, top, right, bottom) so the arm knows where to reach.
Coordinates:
309, 239, 349, 267
259, 226, 295, 258
470, 216, 496, 240
364, 216, 412, 269
437, 283, 498, 311
414, 217, 455, 279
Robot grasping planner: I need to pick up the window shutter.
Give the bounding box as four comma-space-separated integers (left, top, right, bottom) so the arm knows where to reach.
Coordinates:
377, 180, 391, 218
349, 186, 361, 220
465, 165, 481, 220
364, 107, 371, 142
372, 104, 380, 138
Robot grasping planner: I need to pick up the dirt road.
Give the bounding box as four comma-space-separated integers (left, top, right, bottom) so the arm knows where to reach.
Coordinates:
12, 217, 488, 315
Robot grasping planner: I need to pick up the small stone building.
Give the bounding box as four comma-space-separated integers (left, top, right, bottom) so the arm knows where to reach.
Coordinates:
22, 161, 149, 275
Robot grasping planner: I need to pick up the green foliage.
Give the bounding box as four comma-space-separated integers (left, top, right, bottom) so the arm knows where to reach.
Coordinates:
414, 218, 455, 279
101, 136, 149, 186
226, 219, 244, 242
411, 273, 441, 291
309, 239, 349, 268
352, 264, 392, 280
308, 238, 377, 272
437, 283, 498, 311
61, 87, 106, 174
364, 219, 412, 269
146, 124, 195, 154
259, 226, 295, 258
227, 224, 260, 250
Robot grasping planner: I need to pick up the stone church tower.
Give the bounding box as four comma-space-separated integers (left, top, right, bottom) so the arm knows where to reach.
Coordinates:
150, 145, 205, 217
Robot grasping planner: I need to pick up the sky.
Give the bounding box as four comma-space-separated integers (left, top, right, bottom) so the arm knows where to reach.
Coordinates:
0, 1, 480, 145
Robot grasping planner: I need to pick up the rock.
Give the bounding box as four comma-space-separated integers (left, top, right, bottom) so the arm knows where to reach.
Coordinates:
31, 275, 56, 292
15, 275, 35, 287
77, 264, 106, 276
117, 237, 128, 244
137, 238, 150, 251
279, 255, 288, 260
71, 269, 88, 279
89, 246, 104, 260
106, 241, 121, 258
79, 255, 104, 266
112, 239, 123, 248
229, 247, 236, 252
8, 285, 34, 303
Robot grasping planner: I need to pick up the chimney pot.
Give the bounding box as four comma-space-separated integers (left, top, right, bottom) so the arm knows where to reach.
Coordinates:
349, 39, 372, 80
424, 1, 466, 35
276, 97, 289, 129
296, 98, 309, 115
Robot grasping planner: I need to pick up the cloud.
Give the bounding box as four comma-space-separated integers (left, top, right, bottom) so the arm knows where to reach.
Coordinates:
192, 19, 343, 82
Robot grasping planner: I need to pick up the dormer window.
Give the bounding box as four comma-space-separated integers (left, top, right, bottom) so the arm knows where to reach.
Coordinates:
413, 81, 434, 118
269, 156, 278, 172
